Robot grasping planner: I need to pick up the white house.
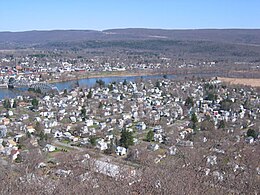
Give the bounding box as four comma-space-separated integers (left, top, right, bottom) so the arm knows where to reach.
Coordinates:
245, 136, 254, 144
0, 125, 7, 138
54, 131, 63, 138
116, 146, 127, 156
148, 144, 159, 151
44, 144, 56, 152
96, 139, 108, 151
86, 119, 94, 127
168, 146, 177, 156
70, 116, 77, 123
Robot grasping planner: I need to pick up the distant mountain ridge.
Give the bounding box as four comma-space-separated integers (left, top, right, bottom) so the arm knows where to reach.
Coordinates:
1, 28, 260, 62
1, 28, 260, 46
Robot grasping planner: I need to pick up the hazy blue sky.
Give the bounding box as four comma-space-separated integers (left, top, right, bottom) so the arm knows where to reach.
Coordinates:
0, 0, 259, 31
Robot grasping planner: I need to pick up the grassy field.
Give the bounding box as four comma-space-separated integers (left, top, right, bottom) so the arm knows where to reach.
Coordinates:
218, 77, 260, 87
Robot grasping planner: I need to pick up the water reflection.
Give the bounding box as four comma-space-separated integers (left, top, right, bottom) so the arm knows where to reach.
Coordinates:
0, 74, 175, 99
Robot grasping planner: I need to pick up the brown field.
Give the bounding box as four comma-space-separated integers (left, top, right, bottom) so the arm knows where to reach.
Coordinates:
218, 77, 260, 87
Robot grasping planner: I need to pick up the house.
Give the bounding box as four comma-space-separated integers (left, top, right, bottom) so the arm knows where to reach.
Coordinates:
11, 149, 20, 161
154, 126, 163, 133
96, 139, 108, 151
43, 95, 51, 101
44, 129, 51, 134
207, 155, 217, 166
35, 117, 42, 122
0, 140, 5, 152
86, 119, 94, 127
2, 118, 10, 125
44, 119, 58, 128
20, 114, 29, 121
100, 122, 106, 130
106, 134, 114, 141
70, 116, 77, 123
38, 162, 47, 168
212, 171, 224, 181
168, 146, 177, 156
116, 146, 127, 156
136, 122, 146, 131
54, 131, 63, 138
0, 125, 7, 138
7, 110, 13, 116
185, 128, 193, 134
14, 134, 24, 142
7, 139, 17, 147
123, 113, 132, 120
148, 143, 159, 151
55, 169, 72, 177
176, 140, 194, 147
179, 131, 187, 139
26, 126, 36, 134
30, 138, 39, 147
82, 126, 89, 133
245, 136, 254, 144
63, 132, 72, 139
154, 133, 163, 143
44, 144, 56, 152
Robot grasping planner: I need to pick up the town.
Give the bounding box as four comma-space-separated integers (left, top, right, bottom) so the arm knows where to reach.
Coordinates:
0, 73, 259, 194
1, 49, 260, 90
1, 3, 260, 192
0, 51, 221, 88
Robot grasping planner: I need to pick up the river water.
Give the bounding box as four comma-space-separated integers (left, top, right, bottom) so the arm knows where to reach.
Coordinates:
0, 74, 177, 99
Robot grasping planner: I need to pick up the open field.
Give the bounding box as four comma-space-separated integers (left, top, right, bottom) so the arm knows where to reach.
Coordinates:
218, 77, 260, 87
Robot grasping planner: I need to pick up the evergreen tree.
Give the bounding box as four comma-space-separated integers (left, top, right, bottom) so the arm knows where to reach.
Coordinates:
108, 84, 113, 91
35, 121, 43, 132
146, 130, 154, 142
185, 96, 194, 107
155, 81, 161, 89
36, 88, 42, 94
123, 79, 127, 85
63, 89, 68, 95
119, 129, 134, 148
96, 79, 105, 87
81, 107, 86, 119
31, 98, 39, 109
89, 136, 97, 146
3, 99, 11, 109
191, 113, 198, 123
98, 102, 104, 109
87, 90, 92, 99
13, 99, 17, 108
120, 94, 124, 100
75, 81, 80, 88
247, 129, 257, 139
191, 113, 198, 130
104, 139, 115, 155
218, 120, 226, 129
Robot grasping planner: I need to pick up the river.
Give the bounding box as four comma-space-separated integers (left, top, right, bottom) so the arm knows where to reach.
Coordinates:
0, 74, 177, 99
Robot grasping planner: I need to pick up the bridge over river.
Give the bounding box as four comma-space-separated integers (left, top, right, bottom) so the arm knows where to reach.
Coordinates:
8, 79, 59, 94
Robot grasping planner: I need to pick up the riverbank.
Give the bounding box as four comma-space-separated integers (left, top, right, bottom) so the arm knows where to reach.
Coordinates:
46, 69, 221, 84
47, 68, 260, 85
48, 70, 169, 84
